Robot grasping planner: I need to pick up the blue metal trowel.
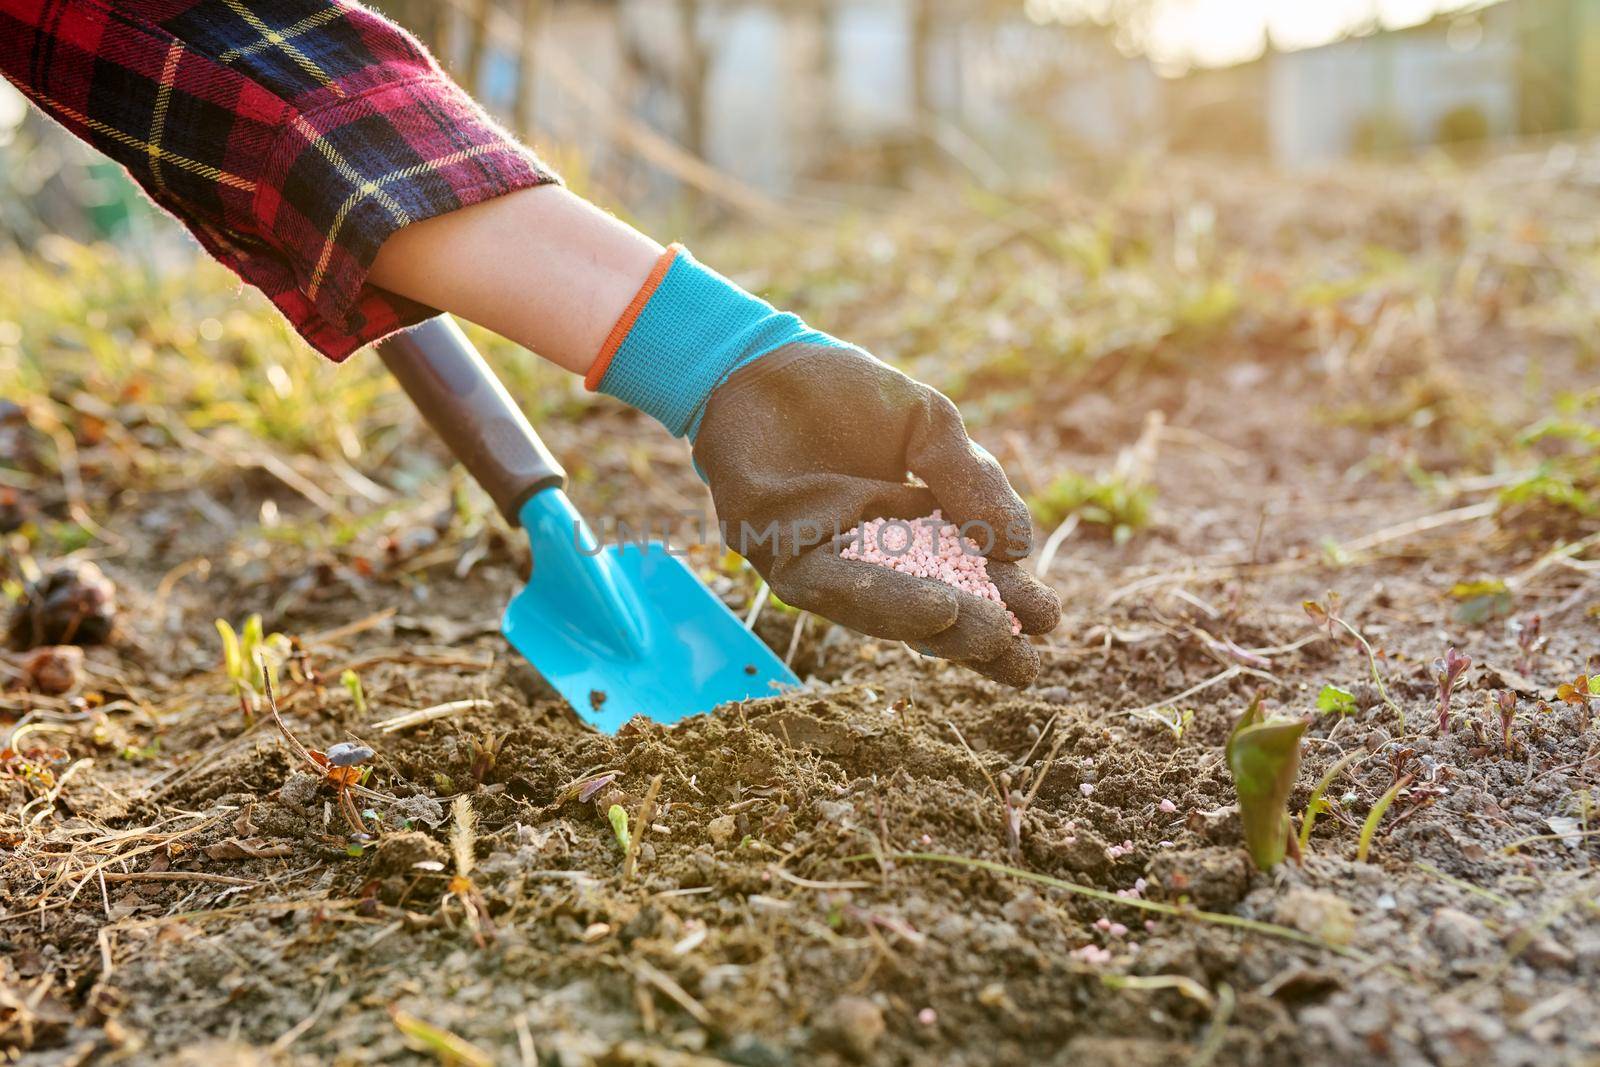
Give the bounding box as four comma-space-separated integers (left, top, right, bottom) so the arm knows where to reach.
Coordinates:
377, 316, 798, 731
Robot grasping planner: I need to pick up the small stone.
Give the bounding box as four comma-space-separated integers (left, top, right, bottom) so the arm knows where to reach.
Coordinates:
819, 996, 885, 1060
1518, 930, 1576, 971
1147, 846, 1252, 910
277, 772, 320, 812
1273, 889, 1357, 947
1427, 908, 1491, 958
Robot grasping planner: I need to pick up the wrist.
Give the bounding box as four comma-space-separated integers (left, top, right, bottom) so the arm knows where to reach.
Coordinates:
585, 245, 847, 439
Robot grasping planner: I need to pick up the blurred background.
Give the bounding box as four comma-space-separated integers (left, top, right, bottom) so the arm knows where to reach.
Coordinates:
4, 0, 1599, 243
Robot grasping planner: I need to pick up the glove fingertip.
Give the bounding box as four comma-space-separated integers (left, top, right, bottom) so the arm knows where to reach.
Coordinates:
970, 639, 1041, 688
987, 562, 1062, 635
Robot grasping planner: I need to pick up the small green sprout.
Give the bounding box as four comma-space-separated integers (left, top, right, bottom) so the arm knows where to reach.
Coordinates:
1304, 593, 1404, 727
1298, 749, 1364, 852
1357, 775, 1412, 862
216, 613, 290, 715
1225, 694, 1307, 872
608, 803, 631, 853
1315, 684, 1357, 716
341, 669, 367, 717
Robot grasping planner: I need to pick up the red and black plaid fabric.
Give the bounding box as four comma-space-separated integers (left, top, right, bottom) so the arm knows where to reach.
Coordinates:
0, 0, 558, 359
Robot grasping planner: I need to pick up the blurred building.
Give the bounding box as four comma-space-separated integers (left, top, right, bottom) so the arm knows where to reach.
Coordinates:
7, 0, 1600, 241
1171, 0, 1600, 166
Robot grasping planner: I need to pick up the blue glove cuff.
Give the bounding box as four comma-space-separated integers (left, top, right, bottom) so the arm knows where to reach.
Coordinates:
585, 245, 848, 440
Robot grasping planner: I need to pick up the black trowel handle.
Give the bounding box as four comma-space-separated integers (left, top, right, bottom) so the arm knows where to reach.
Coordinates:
377, 316, 566, 522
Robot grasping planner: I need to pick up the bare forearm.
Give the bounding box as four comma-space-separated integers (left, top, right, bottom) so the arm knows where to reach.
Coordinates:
369, 185, 663, 376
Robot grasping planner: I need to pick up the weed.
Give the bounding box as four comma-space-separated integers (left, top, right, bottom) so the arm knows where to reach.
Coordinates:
468, 731, 505, 787
1450, 579, 1512, 625
1432, 646, 1472, 734
216, 614, 290, 717
1225, 694, 1307, 871
340, 669, 367, 717
1028, 470, 1155, 545
390, 1007, 492, 1067
1499, 388, 1600, 526
622, 774, 663, 882
1316, 684, 1358, 716
1356, 775, 1412, 862
1298, 749, 1365, 852
1493, 690, 1518, 753
1304, 593, 1404, 727
1555, 674, 1598, 730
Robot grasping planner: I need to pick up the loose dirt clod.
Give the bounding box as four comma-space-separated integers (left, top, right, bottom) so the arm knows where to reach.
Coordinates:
20, 644, 83, 694
7, 561, 117, 648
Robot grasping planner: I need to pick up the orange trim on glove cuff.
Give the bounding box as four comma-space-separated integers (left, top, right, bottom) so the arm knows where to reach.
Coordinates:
584, 243, 682, 391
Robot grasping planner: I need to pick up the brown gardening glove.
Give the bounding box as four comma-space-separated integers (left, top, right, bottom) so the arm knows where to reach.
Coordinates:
693, 343, 1061, 686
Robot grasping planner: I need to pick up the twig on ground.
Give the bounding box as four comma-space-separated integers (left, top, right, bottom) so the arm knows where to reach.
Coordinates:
99, 871, 256, 887
372, 699, 494, 733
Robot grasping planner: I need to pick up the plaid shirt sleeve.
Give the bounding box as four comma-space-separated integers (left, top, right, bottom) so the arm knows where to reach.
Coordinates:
0, 0, 559, 360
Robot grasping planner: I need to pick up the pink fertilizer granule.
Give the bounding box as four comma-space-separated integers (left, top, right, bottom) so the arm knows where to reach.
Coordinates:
840, 511, 1020, 635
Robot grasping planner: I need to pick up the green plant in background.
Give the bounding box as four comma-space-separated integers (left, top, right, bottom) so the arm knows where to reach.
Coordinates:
1499, 388, 1600, 523
1225, 694, 1308, 871
1029, 470, 1155, 545
341, 669, 368, 717
216, 613, 290, 714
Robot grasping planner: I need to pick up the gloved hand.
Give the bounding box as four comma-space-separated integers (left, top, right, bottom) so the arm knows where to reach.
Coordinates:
585, 246, 1061, 686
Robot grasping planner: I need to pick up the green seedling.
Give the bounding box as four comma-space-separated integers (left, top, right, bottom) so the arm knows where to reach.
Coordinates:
1316, 684, 1357, 716
1299, 749, 1365, 852
1225, 694, 1308, 871
340, 669, 367, 717
1357, 774, 1412, 862
608, 803, 631, 853
216, 613, 291, 716
1304, 593, 1404, 727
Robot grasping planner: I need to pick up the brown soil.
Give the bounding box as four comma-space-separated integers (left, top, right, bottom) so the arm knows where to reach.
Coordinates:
4, 156, 1600, 1067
